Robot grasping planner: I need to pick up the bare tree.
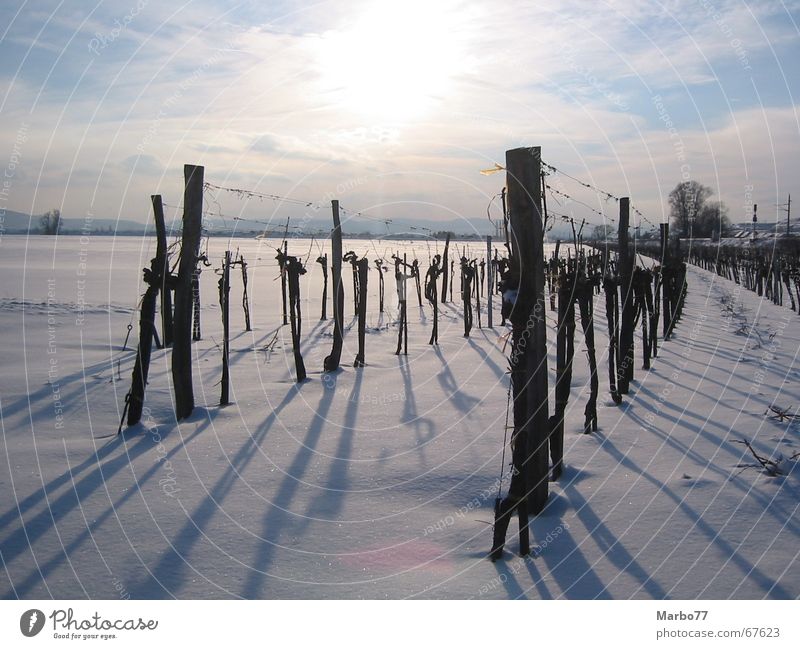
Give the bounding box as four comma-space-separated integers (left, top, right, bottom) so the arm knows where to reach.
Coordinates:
668, 181, 711, 237
39, 209, 61, 235
590, 224, 614, 240
695, 200, 730, 239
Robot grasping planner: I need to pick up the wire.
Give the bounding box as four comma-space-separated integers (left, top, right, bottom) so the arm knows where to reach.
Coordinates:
543, 160, 661, 231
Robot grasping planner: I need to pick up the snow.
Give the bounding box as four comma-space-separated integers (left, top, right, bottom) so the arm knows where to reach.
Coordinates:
1, 233, 798, 599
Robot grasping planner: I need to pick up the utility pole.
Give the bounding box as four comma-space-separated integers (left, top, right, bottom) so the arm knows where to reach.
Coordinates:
778, 194, 791, 234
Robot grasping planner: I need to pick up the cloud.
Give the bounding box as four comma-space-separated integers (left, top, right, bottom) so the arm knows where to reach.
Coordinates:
120, 153, 162, 174
0, 0, 796, 227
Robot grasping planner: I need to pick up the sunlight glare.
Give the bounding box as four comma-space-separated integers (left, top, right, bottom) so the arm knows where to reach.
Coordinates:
320, 0, 464, 121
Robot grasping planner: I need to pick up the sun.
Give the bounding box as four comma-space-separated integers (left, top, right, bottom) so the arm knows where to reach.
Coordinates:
319, 0, 465, 121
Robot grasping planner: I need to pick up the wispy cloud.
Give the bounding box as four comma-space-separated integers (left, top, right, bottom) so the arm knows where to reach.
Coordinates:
0, 0, 797, 228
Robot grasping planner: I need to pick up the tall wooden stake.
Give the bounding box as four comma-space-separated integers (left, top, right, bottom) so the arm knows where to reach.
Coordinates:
617, 197, 635, 394
126, 258, 159, 426
324, 200, 345, 372
660, 223, 671, 338
317, 254, 328, 320
441, 233, 451, 304
354, 257, 368, 367
486, 236, 493, 328
491, 146, 549, 560
286, 255, 307, 382
152, 195, 172, 347
240, 254, 251, 332
172, 164, 204, 420
281, 240, 288, 326
219, 250, 231, 406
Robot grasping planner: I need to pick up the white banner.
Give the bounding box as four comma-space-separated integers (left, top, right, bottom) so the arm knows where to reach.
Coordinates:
0, 600, 797, 648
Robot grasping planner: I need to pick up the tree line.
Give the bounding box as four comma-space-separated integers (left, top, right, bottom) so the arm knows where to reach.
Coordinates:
589, 180, 730, 241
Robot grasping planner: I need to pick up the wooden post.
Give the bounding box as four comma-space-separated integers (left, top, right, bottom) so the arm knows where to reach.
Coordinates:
425, 255, 441, 344
354, 257, 368, 367
551, 268, 575, 480
403, 253, 409, 354
324, 200, 345, 372
486, 236, 493, 328
220, 250, 231, 406
240, 254, 251, 332
660, 223, 671, 337
191, 266, 201, 341
449, 260, 454, 301
441, 233, 450, 304
317, 254, 328, 320
578, 270, 599, 433
152, 195, 172, 347
491, 146, 549, 560
126, 258, 160, 425
281, 241, 288, 326
286, 255, 307, 382
603, 274, 622, 405
461, 257, 472, 337
374, 258, 384, 313
617, 197, 635, 394
413, 260, 422, 307
172, 164, 204, 420
474, 260, 481, 329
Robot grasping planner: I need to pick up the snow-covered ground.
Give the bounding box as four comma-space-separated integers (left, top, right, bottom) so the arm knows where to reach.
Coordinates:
0, 233, 798, 599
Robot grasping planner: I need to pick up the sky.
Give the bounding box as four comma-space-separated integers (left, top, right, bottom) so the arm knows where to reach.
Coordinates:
0, 0, 798, 235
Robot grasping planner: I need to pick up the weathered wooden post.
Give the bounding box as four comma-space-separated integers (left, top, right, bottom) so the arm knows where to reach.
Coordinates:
491, 146, 549, 560
634, 267, 651, 370
344, 250, 360, 313
474, 259, 481, 329
603, 273, 622, 405
617, 197, 635, 394
219, 250, 231, 406
413, 260, 423, 307
550, 265, 575, 480
660, 223, 671, 338
126, 258, 160, 426
239, 254, 251, 332
650, 265, 660, 359
486, 236, 493, 328
317, 254, 328, 320
152, 195, 173, 347
449, 260, 454, 301
403, 253, 409, 353
374, 258, 385, 313
577, 267, 599, 433
461, 256, 473, 337
281, 240, 288, 326
353, 257, 368, 367
425, 255, 442, 344
441, 233, 450, 304
172, 164, 204, 420
286, 255, 307, 382
191, 266, 202, 341
324, 200, 345, 372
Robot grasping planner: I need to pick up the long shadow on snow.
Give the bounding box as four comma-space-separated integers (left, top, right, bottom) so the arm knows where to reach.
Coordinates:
398, 355, 434, 470
4, 410, 221, 598
131, 386, 304, 598
0, 408, 203, 568
433, 346, 479, 414
623, 403, 800, 539
241, 375, 341, 597
244, 370, 369, 596
593, 431, 791, 598
561, 478, 668, 598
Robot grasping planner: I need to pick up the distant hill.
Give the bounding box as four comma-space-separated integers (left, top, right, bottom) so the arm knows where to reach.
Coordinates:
0, 209, 146, 234
1, 208, 576, 239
